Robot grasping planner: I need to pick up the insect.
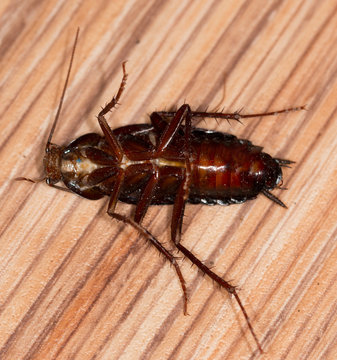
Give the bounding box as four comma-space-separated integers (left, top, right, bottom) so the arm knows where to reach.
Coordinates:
17, 30, 305, 353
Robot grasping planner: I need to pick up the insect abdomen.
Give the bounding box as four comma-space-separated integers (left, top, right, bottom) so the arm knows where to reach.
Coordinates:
189, 131, 282, 205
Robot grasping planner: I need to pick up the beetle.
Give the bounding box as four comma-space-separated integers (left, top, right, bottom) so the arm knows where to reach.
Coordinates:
17, 29, 304, 353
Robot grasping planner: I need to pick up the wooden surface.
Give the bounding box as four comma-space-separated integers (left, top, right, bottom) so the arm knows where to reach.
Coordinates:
1, 1, 337, 359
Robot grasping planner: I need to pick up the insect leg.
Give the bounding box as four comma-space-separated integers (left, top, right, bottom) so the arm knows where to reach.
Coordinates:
123, 105, 192, 162
154, 104, 191, 155
133, 167, 159, 224
107, 212, 188, 314
106, 170, 125, 214
170, 105, 192, 244
105, 164, 188, 313
99, 62, 128, 116
123, 106, 192, 310
168, 106, 263, 352
157, 105, 305, 124
97, 63, 128, 161
98, 117, 124, 162
171, 178, 263, 352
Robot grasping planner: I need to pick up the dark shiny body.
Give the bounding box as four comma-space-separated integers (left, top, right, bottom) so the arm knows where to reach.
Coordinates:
20, 36, 303, 352
14, 27, 305, 353
58, 122, 283, 207
41, 92, 297, 356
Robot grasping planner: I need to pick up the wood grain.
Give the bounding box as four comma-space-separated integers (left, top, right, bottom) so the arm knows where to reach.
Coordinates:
1, 0, 337, 359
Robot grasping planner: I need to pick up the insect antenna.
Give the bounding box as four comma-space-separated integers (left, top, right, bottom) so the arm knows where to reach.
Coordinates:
15, 29, 80, 185
46, 28, 79, 151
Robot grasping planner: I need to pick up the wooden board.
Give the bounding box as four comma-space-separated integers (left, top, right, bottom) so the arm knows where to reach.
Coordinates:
1, 0, 337, 359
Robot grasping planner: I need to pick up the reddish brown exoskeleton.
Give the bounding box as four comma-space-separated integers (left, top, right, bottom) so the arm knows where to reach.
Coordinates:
17, 30, 305, 353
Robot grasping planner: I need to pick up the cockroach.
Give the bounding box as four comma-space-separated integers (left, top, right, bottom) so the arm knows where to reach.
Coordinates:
17, 29, 305, 353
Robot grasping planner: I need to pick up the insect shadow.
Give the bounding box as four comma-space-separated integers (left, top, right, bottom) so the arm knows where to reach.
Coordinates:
16, 29, 305, 353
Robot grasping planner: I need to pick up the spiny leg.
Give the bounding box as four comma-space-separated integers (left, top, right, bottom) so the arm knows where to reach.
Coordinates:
99, 62, 128, 117
114, 105, 194, 245
108, 212, 188, 314
97, 62, 128, 161
117, 106, 195, 311
157, 105, 305, 124
167, 105, 263, 353
105, 164, 188, 313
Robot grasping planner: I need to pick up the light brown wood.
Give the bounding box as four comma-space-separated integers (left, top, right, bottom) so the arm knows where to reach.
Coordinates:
1, 1, 337, 359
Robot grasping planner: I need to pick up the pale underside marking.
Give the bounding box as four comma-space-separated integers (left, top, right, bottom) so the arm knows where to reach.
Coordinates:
61, 158, 100, 177
120, 156, 186, 170
62, 155, 186, 178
